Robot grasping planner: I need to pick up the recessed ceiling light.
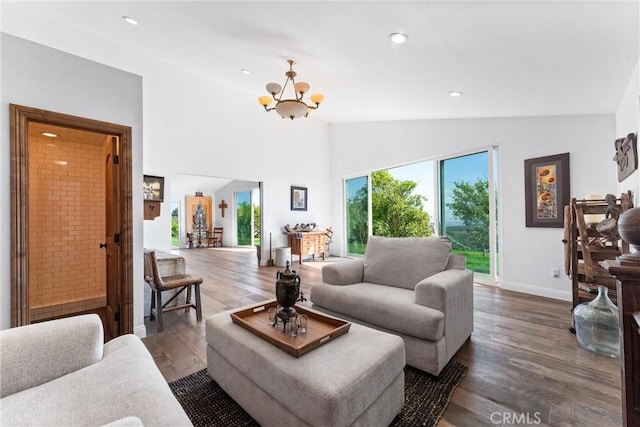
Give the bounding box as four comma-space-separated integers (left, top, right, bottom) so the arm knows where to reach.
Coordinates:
122, 16, 139, 26
241, 69, 251, 75
389, 33, 408, 44
42, 132, 58, 138
449, 91, 463, 97
54, 160, 68, 166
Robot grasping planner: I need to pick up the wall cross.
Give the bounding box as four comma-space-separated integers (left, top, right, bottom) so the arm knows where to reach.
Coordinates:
219, 200, 228, 217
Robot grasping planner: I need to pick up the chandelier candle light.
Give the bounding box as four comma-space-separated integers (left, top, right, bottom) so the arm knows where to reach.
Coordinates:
258, 60, 324, 120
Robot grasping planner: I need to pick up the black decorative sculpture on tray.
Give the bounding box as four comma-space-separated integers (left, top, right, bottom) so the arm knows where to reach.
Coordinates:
273, 261, 306, 332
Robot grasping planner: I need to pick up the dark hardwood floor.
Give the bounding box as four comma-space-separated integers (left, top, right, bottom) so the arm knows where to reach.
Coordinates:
141, 247, 621, 427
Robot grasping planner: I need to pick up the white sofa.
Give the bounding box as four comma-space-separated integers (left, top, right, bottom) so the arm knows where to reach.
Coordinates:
0, 314, 191, 426
311, 236, 474, 376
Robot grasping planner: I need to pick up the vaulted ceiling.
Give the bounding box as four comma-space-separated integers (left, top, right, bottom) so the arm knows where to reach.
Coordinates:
2, 1, 638, 123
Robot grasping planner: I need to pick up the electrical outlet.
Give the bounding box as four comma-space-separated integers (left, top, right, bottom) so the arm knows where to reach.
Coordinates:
551, 268, 560, 278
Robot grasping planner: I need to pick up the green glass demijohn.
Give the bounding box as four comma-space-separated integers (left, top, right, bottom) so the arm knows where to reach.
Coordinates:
573, 285, 620, 358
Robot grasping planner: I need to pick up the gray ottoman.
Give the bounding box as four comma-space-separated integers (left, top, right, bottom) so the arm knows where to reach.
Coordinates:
206, 308, 405, 427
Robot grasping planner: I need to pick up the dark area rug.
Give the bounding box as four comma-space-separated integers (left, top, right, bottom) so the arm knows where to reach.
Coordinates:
169, 360, 467, 427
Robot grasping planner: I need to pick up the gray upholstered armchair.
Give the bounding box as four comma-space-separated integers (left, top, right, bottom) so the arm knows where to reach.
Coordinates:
310, 236, 474, 375
0, 315, 191, 426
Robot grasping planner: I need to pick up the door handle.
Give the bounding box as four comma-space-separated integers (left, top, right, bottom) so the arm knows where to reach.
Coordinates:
99, 243, 107, 249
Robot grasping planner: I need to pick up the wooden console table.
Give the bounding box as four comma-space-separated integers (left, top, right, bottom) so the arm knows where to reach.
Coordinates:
286, 231, 326, 264
603, 259, 640, 427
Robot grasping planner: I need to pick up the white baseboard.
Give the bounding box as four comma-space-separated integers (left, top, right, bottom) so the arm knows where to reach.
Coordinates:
134, 324, 147, 339
500, 280, 572, 302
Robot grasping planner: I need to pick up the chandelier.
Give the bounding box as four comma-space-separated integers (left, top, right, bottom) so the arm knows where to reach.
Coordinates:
258, 60, 324, 120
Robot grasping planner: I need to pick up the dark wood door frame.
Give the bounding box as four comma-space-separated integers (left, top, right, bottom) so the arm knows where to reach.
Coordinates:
10, 104, 134, 334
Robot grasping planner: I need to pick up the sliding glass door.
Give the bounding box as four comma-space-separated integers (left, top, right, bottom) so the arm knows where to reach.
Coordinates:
375, 162, 435, 238
171, 201, 180, 248
345, 176, 369, 256
439, 149, 498, 282
236, 189, 260, 246
342, 147, 499, 283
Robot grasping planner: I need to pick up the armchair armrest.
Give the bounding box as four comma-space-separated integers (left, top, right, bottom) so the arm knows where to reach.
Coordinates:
414, 269, 474, 356
0, 314, 104, 398
321, 259, 364, 285
414, 269, 474, 312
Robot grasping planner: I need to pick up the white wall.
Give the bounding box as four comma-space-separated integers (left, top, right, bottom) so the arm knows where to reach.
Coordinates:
615, 61, 640, 203
0, 34, 144, 332
213, 180, 259, 249
164, 175, 232, 249
1, 32, 332, 334
3, 31, 632, 316
138, 60, 332, 260
329, 114, 618, 301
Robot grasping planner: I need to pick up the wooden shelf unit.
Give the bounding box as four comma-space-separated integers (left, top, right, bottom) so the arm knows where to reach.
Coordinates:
144, 200, 161, 220
567, 192, 633, 311
602, 260, 640, 427
286, 231, 326, 264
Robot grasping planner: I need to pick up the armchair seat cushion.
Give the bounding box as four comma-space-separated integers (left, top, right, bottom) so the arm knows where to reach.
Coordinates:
311, 282, 444, 341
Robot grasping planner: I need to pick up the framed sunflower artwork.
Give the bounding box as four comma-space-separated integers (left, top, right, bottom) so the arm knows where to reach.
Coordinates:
524, 153, 570, 228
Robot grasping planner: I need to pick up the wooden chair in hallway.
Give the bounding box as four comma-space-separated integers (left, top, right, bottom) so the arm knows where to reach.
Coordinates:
143, 250, 203, 332
212, 227, 223, 247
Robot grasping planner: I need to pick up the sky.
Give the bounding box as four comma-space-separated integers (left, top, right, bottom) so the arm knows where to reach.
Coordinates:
237, 190, 251, 207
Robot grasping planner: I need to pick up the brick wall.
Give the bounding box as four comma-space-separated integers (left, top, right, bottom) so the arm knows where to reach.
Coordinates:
28, 133, 107, 317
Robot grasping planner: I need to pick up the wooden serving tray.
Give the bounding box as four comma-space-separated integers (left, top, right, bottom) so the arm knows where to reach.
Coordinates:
230, 300, 350, 357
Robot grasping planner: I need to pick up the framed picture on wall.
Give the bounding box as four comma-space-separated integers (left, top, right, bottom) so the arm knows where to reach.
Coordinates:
524, 153, 570, 228
291, 186, 307, 211
143, 175, 164, 201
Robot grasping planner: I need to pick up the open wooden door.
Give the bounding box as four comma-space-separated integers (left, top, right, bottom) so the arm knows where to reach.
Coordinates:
11, 105, 133, 333
104, 136, 121, 337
